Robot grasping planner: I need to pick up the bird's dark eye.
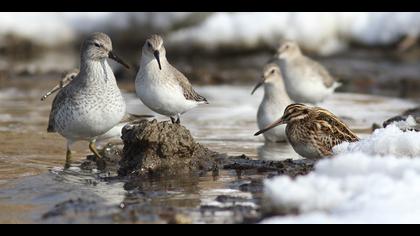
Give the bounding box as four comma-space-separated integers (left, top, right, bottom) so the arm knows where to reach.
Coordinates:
147, 42, 152, 48
270, 69, 275, 74
94, 42, 101, 48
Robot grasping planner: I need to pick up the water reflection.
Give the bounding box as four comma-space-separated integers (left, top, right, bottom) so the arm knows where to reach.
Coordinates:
256, 142, 302, 161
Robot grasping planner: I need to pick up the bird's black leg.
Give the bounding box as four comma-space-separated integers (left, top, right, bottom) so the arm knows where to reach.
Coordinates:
176, 114, 181, 124
170, 117, 176, 124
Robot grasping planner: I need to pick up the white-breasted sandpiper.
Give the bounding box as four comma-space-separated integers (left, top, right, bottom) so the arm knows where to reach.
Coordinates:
252, 63, 292, 142
135, 34, 208, 124
274, 40, 341, 104
47, 32, 130, 167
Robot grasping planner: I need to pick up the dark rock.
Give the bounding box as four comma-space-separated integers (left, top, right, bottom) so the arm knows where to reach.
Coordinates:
383, 115, 410, 127
216, 195, 249, 204
402, 106, 420, 118
118, 120, 220, 176
379, 106, 420, 132
371, 123, 382, 131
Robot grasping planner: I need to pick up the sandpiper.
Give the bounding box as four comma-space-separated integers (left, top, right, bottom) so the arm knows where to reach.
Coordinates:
273, 41, 341, 104
255, 103, 359, 159
135, 34, 208, 124
251, 63, 292, 142
47, 32, 130, 166
41, 69, 79, 101
42, 69, 154, 144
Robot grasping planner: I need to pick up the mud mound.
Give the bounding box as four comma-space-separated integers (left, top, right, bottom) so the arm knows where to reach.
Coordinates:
118, 120, 219, 176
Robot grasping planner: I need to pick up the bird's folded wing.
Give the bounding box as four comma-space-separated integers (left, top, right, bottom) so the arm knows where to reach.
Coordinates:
306, 57, 337, 88
47, 89, 68, 133
170, 65, 208, 103
315, 108, 359, 149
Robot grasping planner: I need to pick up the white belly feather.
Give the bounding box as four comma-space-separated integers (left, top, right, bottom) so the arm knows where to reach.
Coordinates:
135, 66, 198, 117
257, 101, 287, 142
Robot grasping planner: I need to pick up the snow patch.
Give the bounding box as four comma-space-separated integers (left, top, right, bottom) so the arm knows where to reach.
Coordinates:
263, 153, 420, 223
334, 124, 420, 157
169, 12, 420, 55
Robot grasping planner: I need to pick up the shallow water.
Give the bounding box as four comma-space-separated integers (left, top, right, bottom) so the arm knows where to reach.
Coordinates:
0, 79, 417, 223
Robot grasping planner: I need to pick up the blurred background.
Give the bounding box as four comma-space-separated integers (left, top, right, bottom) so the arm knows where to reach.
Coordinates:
1, 12, 420, 97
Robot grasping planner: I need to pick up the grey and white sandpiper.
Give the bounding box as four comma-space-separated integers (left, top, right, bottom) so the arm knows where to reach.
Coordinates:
42, 68, 154, 146
251, 63, 292, 142
47, 32, 130, 167
273, 40, 341, 104
135, 34, 208, 124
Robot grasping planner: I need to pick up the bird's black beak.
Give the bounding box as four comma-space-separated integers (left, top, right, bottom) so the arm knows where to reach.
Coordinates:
251, 77, 265, 95
153, 50, 162, 70
108, 51, 130, 69
254, 117, 285, 136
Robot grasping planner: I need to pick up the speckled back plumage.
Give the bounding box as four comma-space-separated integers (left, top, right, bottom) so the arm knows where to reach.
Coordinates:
285, 104, 359, 158
310, 107, 358, 155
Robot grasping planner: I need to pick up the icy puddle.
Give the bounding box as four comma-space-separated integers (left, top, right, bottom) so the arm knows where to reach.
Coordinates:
0, 82, 417, 223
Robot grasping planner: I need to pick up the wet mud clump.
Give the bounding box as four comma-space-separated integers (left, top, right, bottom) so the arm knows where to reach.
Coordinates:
118, 120, 220, 176
223, 155, 315, 177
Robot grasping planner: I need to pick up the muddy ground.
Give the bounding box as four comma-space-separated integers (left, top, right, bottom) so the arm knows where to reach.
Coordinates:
55, 120, 314, 224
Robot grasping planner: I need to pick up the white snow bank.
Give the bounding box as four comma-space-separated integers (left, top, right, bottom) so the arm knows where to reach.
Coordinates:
0, 13, 76, 45
2, 12, 420, 53
0, 12, 190, 46
169, 12, 420, 55
262, 125, 420, 223
334, 124, 420, 157
262, 153, 420, 223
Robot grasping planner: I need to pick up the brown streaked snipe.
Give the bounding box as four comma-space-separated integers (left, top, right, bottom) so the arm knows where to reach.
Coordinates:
255, 103, 359, 159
